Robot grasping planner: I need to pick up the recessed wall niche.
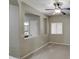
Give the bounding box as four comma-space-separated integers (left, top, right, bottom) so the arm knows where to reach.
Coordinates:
24, 14, 40, 38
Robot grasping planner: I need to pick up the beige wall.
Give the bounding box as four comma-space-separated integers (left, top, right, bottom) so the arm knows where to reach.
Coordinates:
48, 15, 70, 44
9, 2, 48, 58
19, 2, 49, 57
9, 4, 20, 58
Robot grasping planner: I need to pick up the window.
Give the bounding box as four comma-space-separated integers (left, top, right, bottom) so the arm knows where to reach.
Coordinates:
51, 23, 63, 34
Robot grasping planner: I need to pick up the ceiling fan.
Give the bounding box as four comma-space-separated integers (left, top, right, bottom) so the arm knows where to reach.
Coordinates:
45, 1, 70, 15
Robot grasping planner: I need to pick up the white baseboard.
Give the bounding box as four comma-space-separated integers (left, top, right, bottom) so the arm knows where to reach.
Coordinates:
9, 56, 19, 59
21, 42, 49, 59
48, 42, 70, 46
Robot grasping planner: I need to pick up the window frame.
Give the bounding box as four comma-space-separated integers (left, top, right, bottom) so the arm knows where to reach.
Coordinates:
50, 22, 63, 35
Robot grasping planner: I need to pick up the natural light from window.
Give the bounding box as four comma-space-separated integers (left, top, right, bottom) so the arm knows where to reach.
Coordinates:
51, 23, 63, 34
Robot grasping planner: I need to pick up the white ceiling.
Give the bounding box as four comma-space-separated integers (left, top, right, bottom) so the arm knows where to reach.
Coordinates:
22, 0, 70, 16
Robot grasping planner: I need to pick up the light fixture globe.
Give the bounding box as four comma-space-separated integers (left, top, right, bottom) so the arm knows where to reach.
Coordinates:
54, 9, 61, 13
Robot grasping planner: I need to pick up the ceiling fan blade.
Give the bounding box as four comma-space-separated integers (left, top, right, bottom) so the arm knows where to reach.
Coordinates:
61, 11, 66, 15
45, 9, 54, 10
61, 8, 70, 10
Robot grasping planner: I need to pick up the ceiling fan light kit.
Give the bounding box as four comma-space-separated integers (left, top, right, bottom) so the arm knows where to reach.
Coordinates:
54, 9, 61, 13
45, 1, 70, 15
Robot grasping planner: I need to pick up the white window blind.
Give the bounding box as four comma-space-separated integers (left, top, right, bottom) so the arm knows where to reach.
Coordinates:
51, 23, 63, 34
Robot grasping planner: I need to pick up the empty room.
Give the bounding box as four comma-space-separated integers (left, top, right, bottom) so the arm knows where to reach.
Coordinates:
9, 0, 70, 59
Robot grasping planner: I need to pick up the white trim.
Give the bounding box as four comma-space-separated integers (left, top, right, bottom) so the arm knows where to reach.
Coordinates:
9, 56, 19, 59
21, 42, 49, 59
48, 42, 70, 46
